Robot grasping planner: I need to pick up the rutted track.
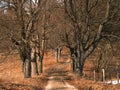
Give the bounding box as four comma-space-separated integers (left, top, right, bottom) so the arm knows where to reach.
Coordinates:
45, 76, 78, 90
44, 60, 78, 90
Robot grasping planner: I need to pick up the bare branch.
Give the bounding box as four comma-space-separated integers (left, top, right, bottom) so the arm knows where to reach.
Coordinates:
88, 0, 99, 13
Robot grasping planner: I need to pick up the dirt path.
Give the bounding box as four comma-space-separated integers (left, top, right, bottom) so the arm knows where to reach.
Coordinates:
44, 60, 78, 90
45, 76, 78, 90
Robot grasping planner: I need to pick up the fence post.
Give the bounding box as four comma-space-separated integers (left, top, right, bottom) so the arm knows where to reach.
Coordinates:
102, 69, 105, 82
116, 63, 119, 84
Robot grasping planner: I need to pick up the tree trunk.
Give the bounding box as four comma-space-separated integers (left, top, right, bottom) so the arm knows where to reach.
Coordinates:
94, 69, 96, 81
22, 61, 24, 73
39, 60, 43, 73
77, 53, 85, 77
24, 59, 31, 78
31, 61, 38, 75
69, 48, 76, 72
78, 64, 84, 77
31, 48, 39, 75
71, 56, 75, 72
76, 52, 86, 77
59, 47, 62, 57
55, 48, 59, 63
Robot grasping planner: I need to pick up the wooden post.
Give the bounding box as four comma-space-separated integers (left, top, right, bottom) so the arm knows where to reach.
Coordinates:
92, 60, 96, 82
116, 63, 119, 84
109, 70, 112, 84
102, 69, 105, 82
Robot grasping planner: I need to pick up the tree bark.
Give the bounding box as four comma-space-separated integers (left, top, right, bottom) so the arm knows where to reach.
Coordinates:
78, 64, 84, 77
24, 59, 31, 78
94, 69, 96, 81
31, 61, 38, 75
69, 48, 76, 72
31, 48, 39, 75
71, 56, 75, 72
22, 61, 25, 73
55, 48, 59, 63
39, 60, 43, 73
76, 52, 86, 77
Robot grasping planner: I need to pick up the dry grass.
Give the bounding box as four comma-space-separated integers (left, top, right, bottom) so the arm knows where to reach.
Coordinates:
0, 51, 120, 90
65, 60, 120, 90
0, 52, 56, 90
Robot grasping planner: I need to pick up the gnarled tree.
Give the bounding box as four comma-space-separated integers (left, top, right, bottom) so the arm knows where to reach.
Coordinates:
0, 0, 48, 78
64, 0, 120, 76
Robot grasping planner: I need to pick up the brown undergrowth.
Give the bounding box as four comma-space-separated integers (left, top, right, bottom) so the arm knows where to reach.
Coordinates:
0, 52, 56, 90
0, 51, 120, 90
65, 60, 120, 90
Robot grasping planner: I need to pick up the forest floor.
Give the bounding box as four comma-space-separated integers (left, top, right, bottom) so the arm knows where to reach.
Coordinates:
0, 51, 120, 90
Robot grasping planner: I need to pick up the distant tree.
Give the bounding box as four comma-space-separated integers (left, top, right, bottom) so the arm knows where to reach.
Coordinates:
43, 0, 65, 63
0, 4, 18, 52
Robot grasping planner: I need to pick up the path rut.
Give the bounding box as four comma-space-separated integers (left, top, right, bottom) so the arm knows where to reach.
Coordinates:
45, 76, 78, 90
44, 60, 78, 90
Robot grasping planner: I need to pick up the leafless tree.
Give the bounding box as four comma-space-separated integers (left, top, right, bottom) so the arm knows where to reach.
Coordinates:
0, 0, 48, 78
64, 0, 120, 76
